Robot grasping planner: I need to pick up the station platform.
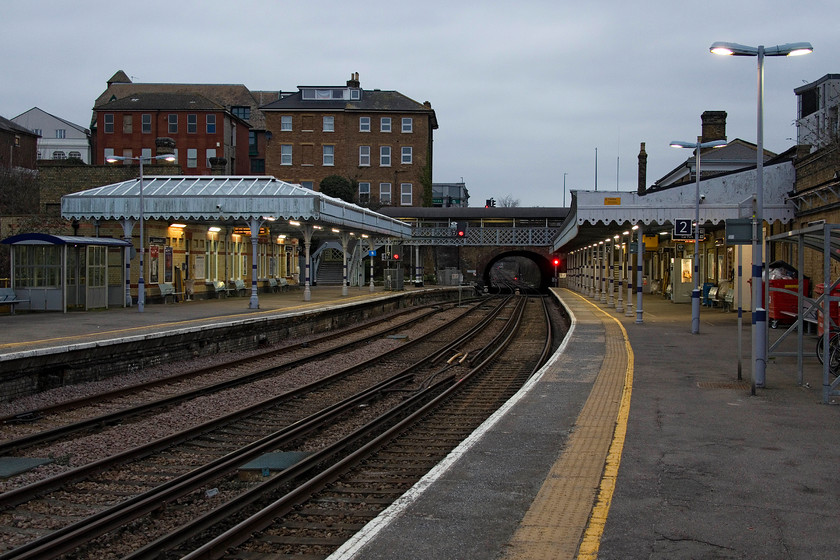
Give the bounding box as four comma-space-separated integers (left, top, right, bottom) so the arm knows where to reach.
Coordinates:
0, 284, 435, 357
1, 287, 838, 558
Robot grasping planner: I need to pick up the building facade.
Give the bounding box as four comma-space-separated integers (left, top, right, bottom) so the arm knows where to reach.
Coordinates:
92, 71, 279, 174
261, 73, 438, 207
91, 91, 251, 175
795, 74, 840, 151
0, 116, 38, 170
12, 107, 91, 163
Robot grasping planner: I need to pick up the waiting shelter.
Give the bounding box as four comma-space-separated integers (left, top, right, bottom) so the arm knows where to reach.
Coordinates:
0, 233, 132, 313
59, 175, 412, 308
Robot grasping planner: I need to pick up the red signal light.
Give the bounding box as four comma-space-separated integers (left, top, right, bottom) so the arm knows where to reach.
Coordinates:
553, 259, 560, 266
393, 253, 400, 260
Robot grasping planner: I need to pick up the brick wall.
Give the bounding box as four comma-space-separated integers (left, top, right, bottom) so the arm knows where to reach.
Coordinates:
263, 111, 431, 206
37, 161, 182, 215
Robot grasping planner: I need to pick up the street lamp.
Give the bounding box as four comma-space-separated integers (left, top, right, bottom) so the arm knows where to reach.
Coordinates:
710, 40, 812, 386
670, 137, 727, 334
106, 153, 177, 312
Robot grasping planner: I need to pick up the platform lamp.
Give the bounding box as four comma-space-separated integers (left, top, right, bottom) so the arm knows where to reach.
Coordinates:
710, 40, 812, 386
106, 153, 177, 312
670, 138, 727, 334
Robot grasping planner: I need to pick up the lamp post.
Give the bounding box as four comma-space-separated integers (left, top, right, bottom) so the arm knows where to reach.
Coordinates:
710, 40, 812, 385
106, 153, 177, 312
562, 172, 568, 207
670, 137, 727, 334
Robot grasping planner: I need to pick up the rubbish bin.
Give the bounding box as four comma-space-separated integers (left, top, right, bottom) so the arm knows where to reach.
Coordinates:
814, 283, 840, 336
768, 277, 808, 328
702, 282, 715, 307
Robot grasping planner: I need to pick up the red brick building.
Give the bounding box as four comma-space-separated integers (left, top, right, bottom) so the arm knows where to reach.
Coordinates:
91, 91, 250, 175
92, 71, 279, 174
0, 115, 38, 170
261, 73, 438, 207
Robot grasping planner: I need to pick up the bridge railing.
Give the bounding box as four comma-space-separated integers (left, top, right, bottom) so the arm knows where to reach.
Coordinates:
399, 227, 561, 246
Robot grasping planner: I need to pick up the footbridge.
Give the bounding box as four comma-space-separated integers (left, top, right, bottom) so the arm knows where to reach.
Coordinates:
377, 207, 568, 291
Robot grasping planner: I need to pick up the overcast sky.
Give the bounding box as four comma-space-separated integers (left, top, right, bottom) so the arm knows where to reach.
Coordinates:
2, 0, 835, 207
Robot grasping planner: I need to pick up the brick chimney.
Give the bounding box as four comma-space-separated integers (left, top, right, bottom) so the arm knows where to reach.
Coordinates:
155, 137, 176, 158
637, 142, 647, 195
209, 157, 227, 175
701, 111, 727, 143
347, 72, 360, 88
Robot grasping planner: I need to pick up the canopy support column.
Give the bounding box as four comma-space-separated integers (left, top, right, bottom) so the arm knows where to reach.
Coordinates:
120, 218, 136, 307
248, 218, 262, 309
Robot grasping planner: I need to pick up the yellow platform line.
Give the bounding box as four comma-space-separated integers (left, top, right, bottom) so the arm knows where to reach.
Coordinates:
503, 289, 633, 560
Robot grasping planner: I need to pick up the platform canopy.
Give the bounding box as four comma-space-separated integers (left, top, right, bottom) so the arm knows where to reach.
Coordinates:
61, 175, 412, 238
1, 233, 132, 247
552, 158, 796, 252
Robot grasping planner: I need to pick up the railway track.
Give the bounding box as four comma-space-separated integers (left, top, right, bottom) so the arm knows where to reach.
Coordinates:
179, 295, 553, 559
0, 295, 554, 559
0, 301, 469, 453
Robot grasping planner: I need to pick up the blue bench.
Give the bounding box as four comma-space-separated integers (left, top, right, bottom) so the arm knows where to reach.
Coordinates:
0, 288, 29, 315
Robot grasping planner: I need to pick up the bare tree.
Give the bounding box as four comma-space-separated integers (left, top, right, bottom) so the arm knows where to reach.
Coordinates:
497, 194, 520, 208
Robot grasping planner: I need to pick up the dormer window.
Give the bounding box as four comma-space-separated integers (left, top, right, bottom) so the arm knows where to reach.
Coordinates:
300, 87, 359, 101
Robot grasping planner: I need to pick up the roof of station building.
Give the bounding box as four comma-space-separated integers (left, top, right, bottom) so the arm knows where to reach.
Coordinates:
61, 176, 412, 238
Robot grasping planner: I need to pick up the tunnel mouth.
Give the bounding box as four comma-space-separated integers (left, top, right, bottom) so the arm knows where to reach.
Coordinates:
483, 252, 554, 294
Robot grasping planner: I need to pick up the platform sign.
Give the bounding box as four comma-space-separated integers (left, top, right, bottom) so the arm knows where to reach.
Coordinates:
725, 218, 752, 245
368, 250, 376, 257
673, 219, 693, 239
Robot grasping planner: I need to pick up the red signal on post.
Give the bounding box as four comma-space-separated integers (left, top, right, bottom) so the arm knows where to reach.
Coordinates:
393, 253, 399, 260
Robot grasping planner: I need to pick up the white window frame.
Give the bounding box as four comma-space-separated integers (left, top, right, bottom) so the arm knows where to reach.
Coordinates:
401, 146, 413, 164
281, 144, 293, 165
359, 182, 370, 203
401, 117, 413, 133
281, 115, 292, 131
104, 114, 114, 133
323, 116, 334, 132
142, 114, 152, 133
379, 183, 391, 205
206, 148, 216, 168
401, 183, 413, 205
380, 117, 391, 132
168, 114, 178, 134
187, 114, 197, 134
206, 114, 216, 134
359, 145, 370, 166
323, 145, 335, 166
359, 117, 371, 132
187, 148, 198, 168
380, 146, 391, 167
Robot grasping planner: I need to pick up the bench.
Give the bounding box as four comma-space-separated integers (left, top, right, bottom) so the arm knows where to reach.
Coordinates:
267, 277, 289, 293
707, 287, 719, 307
0, 288, 28, 315
158, 282, 182, 304
209, 280, 228, 298
230, 278, 247, 297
